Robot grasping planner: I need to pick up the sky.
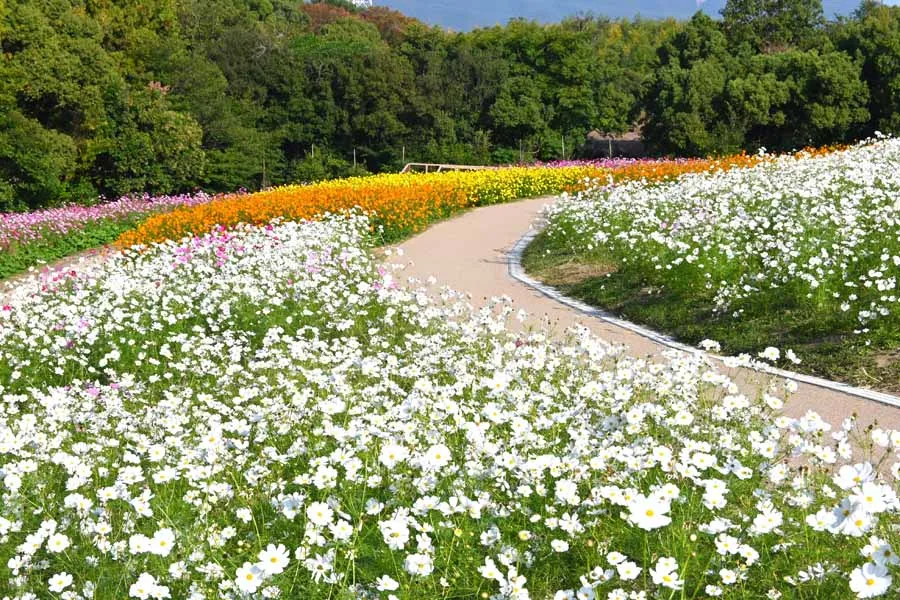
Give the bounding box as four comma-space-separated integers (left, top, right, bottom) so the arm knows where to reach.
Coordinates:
376, 1, 871, 31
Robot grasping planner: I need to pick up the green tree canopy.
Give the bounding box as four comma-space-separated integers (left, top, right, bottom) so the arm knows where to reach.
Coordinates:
0, 0, 896, 209
722, 0, 825, 51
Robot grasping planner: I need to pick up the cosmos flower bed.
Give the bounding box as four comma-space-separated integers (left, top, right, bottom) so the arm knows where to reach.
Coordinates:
0, 192, 218, 279
115, 157, 761, 249
1, 156, 767, 280
1, 214, 899, 599
539, 140, 900, 346
114, 167, 611, 248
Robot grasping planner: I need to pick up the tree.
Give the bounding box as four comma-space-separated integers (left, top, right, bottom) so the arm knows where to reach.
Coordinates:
722, 0, 825, 51
0, 111, 79, 210
0, 0, 890, 209
360, 6, 414, 46
750, 49, 869, 149
489, 75, 549, 156
833, 2, 900, 136
85, 85, 205, 197
643, 13, 745, 155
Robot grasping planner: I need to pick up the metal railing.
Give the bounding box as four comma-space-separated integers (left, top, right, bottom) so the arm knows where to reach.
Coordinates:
399, 163, 494, 174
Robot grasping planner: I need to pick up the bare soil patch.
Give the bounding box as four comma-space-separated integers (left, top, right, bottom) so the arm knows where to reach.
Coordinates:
539, 260, 616, 286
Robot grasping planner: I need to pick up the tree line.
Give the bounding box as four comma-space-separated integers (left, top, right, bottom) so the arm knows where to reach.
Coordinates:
0, 0, 898, 210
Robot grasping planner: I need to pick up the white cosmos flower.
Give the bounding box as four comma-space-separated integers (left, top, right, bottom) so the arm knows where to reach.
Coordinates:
478, 557, 505, 582
423, 443, 451, 469
616, 560, 641, 581
806, 507, 835, 531
555, 479, 579, 505
764, 393, 784, 410
484, 371, 511, 393
330, 519, 354, 541
751, 506, 783, 535
129, 573, 167, 600
851, 483, 892, 514
46, 533, 70, 553
48, 572, 73, 593
849, 562, 892, 598
380, 517, 410, 550
699, 339, 721, 352
480, 526, 501, 547
150, 528, 175, 557
235, 562, 264, 594
862, 537, 900, 568
759, 347, 780, 361
257, 543, 290, 575
404, 552, 434, 577
650, 557, 683, 590
835, 464, 876, 490
627, 495, 672, 530
575, 587, 596, 600
236, 508, 253, 523
873, 545, 900, 567
833, 506, 874, 537
129, 534, 151, 554
376, 575, 400, 591
379, 442, 409, 469
720, 568, 738, 585
739, 544, 760, 566
305, 501, 334, 527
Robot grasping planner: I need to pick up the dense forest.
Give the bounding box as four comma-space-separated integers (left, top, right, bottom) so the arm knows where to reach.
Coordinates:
1, 0, 898, 210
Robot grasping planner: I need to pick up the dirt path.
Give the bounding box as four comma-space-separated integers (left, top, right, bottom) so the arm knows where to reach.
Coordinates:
396, 196, 900, 430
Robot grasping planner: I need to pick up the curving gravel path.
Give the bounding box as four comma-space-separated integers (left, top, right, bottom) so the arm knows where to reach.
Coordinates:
395, 196, 900, 431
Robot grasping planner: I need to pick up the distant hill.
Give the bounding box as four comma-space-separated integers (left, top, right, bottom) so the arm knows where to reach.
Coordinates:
377, 0, 864, 30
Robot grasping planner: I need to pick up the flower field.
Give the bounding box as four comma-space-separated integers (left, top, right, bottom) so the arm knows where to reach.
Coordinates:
113, 167, 610, 248
527, 139, 900, 388
114, 157, 762, 249
1, 212, 899, 599
0, 193, 218, 280
0, 157, 768, 281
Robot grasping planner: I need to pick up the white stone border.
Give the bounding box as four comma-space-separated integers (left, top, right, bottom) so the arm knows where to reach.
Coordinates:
508, 223, 900, 409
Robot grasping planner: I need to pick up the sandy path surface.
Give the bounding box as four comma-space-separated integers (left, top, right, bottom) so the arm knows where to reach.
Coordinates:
396, 196, 900, 431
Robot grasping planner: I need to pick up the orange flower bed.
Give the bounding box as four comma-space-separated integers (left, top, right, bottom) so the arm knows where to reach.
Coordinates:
115, 179, 459, 248
117, 167, 608, 247
608, 155, 763, 182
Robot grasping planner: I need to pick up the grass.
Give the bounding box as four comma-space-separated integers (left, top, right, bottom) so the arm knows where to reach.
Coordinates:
523, 229, 900, 392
